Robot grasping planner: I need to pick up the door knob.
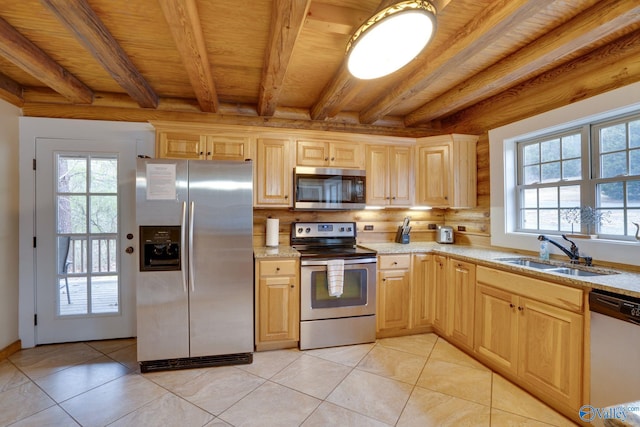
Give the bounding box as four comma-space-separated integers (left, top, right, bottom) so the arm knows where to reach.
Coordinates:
125, 246, 134, 254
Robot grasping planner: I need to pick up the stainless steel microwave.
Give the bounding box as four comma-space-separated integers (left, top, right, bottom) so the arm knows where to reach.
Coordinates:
293, 167, 366, 210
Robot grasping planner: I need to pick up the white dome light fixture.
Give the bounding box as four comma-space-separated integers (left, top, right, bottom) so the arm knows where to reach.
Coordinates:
346, 1, 437, 80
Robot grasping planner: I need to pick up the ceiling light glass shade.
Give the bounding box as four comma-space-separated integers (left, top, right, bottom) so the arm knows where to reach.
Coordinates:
346, 1, 437, 80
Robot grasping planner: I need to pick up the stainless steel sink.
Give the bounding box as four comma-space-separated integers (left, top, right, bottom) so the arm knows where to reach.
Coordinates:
496, 257, 617, 277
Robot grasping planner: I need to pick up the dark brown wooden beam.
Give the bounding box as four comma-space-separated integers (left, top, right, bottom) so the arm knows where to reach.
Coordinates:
41, 0, 158, 108
405, 0, 640, 126
359, 0, 555, 125
0, 71, 23, 106
159, 0, 219, 113
0, 16, 92, 104
258, 0, 310, 117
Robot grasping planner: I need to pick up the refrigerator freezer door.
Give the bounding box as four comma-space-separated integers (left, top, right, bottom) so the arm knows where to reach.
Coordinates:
136, 159, 190, 361
188, 161, 254, 357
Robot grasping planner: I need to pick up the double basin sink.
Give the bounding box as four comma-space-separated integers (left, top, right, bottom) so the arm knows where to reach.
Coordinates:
497, 257, 618, 277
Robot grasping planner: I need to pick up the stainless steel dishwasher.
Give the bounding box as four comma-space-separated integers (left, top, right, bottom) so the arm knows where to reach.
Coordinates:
588, 289, 640, 426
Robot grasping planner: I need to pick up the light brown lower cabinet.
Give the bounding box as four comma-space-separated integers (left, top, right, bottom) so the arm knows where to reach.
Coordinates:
377, 254, 411, 334
448, 259, 476, 350
254, 258, 299, 351
474, 266, 584, 414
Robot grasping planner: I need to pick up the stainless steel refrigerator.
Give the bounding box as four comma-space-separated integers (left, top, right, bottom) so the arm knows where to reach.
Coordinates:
135, 158, 253, 372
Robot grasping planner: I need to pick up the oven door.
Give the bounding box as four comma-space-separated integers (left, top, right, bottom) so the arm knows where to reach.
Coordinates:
300, 258, 376, 321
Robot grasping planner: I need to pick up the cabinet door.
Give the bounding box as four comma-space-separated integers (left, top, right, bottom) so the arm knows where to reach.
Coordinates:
255, 138, 292, 206
296, 140, 328, 166
474, 284, 519, 375
330, 142, 362, 168
157, 131, 205, 159
390, 146, 413, 206
518, 297, 583, 410
377, 269, 411, 332
416, 144, 450, 206
432, 255, 449, 334
206, 135, 251, 161
258, 275, 298, 342
448, 260, 476, 349
365, 145, 390, 206
412, 254, 434, 328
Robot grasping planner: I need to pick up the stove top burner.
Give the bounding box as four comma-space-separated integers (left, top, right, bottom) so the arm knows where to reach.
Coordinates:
290, 221, 376, 259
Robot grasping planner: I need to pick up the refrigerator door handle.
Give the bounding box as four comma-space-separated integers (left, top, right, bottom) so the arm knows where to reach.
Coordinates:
180, 201, 188, 293
189, 201, 195, 293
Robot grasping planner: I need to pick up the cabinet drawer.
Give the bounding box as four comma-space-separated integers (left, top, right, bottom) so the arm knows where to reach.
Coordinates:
379, 254, 411, 270
259, 259, 297, 276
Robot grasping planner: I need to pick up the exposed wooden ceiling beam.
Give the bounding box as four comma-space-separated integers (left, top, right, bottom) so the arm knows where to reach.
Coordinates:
0, 16, 93, 104
310, 0, 453, 122
0, 71, 23, 106
159, 0, 219, 113
359, 0, 556, 125
41, 0, 158, 108
304, 3, 367, 35
440, 29, 640, 135
405, 0, 640, 126
258, 0, 311, 117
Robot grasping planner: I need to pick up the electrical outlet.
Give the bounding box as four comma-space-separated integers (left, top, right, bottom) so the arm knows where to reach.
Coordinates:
458, 226, 466, 232
364, 225, 374, 231
428, 223, 437, 230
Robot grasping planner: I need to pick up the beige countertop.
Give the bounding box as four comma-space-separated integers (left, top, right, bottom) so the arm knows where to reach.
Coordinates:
254, 242, 640, 298
363, 242, 640, 298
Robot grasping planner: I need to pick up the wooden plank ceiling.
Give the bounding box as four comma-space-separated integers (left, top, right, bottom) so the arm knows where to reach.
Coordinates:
0, 0, 638, 136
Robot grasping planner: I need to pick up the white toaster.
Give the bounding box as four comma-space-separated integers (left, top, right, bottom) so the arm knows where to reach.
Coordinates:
436, 226, 454, 244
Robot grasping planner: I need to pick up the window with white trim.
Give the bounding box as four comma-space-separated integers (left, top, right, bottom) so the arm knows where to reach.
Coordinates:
516, 112, 640, 240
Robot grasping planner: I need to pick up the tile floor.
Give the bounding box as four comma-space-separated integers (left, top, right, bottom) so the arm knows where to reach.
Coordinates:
0, 333, 578, 426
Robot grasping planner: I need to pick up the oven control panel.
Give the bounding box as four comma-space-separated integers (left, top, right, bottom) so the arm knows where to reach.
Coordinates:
292, 222, 356, 238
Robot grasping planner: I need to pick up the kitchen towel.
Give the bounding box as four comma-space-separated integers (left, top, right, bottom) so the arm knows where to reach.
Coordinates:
266, 218, 279, 247
327, 259, 344, 297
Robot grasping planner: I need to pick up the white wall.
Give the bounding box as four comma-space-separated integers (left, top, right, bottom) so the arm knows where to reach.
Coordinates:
0, 100, 21, 351
19, 118, 155, 348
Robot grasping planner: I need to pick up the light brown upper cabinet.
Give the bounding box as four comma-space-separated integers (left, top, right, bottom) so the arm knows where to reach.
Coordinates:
157, 131, 251, 161
296, 139, 363, 169
366, 145, 414, 207
255, 137, 294, 207
415, 134, 478, 208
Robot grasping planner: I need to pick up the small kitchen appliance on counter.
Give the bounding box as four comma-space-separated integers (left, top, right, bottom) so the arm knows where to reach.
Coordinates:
436, 225, 454, 244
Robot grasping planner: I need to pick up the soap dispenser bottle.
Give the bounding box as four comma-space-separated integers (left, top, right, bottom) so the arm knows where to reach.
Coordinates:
539, 240, 549, 260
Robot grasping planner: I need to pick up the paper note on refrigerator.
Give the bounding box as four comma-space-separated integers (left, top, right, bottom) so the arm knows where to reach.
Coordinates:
146, 163, 177, 200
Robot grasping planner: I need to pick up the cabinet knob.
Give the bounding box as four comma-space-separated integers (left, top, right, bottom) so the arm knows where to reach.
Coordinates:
324, 157, 329, 161
392, 196, 396, 200
199, 151, 204, 155
276, 267, 280, 272
392, 261, 398, 265
509, 303, 515, 308
207, 151, 211, 156
284, 195, 289, 199
518, 306, 524, 311
331, 157, 335, 161
291, 285, 294, 288
382, 278, 386, 282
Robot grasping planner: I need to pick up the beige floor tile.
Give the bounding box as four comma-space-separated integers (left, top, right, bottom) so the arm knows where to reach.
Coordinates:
86, 338, 136, 355
9, 343, 103, 380
143, 366, 210, 391
219, 381, 321, 427
492, 374, 578, 427
304, 342, 375, 367
491, 408, 559, 426
375, 333, 438, 356
60, 373, 167, 427
417, 358, 492, 406
302, 401, 392, 427
429, 338, 490, 371
108, 393, 215, 427
326, 369, 413, 425
10, 405, 80, 427
235, 348, 301, 379
0, 382, 56, 426
106, 343, 139, 372
204, 419, 232, 426
271, 354, 351, 399
0, 359, 30, 392
34, 355, 131, 402
172, 366, 265, 415
397, 386, 491, 427
356, 345, 428, 385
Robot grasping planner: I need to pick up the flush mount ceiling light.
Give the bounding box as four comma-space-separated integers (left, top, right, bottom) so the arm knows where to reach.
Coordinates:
346, 1, 437, 80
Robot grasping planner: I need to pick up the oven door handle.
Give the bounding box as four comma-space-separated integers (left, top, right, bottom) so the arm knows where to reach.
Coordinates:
301, 257, 377, 267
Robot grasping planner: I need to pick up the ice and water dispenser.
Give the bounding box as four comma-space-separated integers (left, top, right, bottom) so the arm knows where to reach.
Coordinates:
139, 226, 181, 271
